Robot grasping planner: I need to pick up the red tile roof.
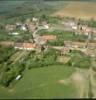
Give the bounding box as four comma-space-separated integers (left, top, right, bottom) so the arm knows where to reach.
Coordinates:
22, 43, 37, 48
41, 35, 57, 41
15, 43, 37, 49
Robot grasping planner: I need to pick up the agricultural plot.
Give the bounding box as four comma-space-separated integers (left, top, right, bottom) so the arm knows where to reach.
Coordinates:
52, 2, 96, 20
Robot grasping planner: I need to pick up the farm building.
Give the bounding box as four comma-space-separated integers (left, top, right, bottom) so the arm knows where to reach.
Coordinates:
63, 20, 77, 28
9, 32, 19, 35
32, 17, 38, 22
20, 25, 27, 31
27, 23, 37, 32
84, 49, 96, 57
34, 36, 47, 45
14, 43, 37, 51
40, 35, 57, 41
60, 47, 70, 55
64, 40, 96, 49
64, 41, 85, 48
5, 24, 16, 31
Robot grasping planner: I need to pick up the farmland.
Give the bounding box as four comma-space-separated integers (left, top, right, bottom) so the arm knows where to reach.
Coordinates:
52, 2, 96, 20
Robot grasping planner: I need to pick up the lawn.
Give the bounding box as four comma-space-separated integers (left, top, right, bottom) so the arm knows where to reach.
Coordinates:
0, 65, 77, 99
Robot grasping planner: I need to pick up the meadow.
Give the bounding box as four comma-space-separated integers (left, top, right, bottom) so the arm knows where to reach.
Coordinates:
0, 65, 77, 99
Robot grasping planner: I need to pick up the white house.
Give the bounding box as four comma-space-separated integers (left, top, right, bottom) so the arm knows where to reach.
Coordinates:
14, 43, 37, 51
32, 17, 38, 22
21, 26, 27, 31
72, 25, 78, 30
9, 32, 19, 35
84, 32, 89, 36
44, 24, 49, 29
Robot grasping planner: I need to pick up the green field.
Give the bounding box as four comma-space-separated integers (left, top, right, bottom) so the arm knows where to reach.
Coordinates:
0, 65, 77, 99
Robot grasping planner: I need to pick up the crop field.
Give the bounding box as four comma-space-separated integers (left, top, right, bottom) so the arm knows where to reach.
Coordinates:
52, 2, 96, 20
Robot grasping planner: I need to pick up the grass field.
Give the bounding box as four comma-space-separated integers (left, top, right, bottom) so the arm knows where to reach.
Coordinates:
52, 2, 96, 20
0, 65, 78, 99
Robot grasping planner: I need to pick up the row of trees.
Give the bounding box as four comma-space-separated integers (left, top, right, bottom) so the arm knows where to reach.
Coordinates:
0, 46, 25, 87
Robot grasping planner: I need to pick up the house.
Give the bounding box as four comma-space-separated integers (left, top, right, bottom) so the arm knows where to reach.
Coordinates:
64, 41, 72, 47
63, 20, 77, 28
25, 18, 31, 24
60, 47, 70, 55
27, 23, 37, 32
41, 21, 49, 29
44, 24, 49, 29
85, 27, 92, 33
34, 36, 47, 45
40, 35, 57, 41
32, 17, 38, 22
80, 25, 93, 36
5, 24, 16, 31
16, 22, 22, 27
0, 41, 14, 46
80, 25, 87, 31
84, 49, 96, 57
9, 32, 19, 35
64, 40, 96, 49
14, 43, 37, 51
20, 25, 27, 31
64, 41, 86, 48
72, 25, 78, 30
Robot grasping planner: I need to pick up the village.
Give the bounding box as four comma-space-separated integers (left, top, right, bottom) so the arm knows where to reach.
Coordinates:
1, 0, 96, 98
0, 16, 96, 94
1, 17, 96, 57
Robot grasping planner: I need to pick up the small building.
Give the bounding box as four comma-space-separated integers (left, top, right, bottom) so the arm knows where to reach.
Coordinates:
60, 47, 70, 56
9, 32, 19, 35
16, 22, 22, 27
41, 35, 57, 41
84, 27, 92, 34
64, 41, 86, 49
43, 24, 49, 29
84, 49, 96, 57
81, 25, 87, 31
0, 41, 14, 46
80, 25, 93, 36
20, 25, 27, 31
14, 43, 37, 51
72, 25, 78, 30
25, 18, 31, 24
27, 23, 37, 32
41, 21, 49, 28
64, 41, 72, 47
32, 17, 38, 22
64, 20, 77, 28
5, 24, 16, 31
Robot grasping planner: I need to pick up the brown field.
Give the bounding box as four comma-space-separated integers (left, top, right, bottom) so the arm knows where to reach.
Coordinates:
52, 2, 96, 20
